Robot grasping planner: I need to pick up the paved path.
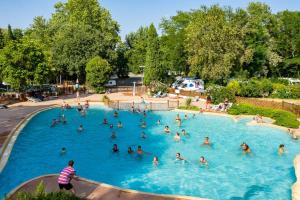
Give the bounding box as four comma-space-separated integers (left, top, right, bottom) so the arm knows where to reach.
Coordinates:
8, 174, 207, 200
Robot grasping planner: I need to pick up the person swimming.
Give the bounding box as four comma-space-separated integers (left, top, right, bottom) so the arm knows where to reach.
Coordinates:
143, 110, 147, 118
113, 111, 118, 118
202, 137, 210, 146
110, 124, 113, 129
164, 126, 170, 134
50, 119, 58, 127
174, 132, 181, 142
199, 156, 208, 166
192, 113, 196, 118
111, 132, 117, 139
128, 147, 134, 154
140, 132, 147, 139
77, 124, 84, 132
175, 114, 182, 126
176, 152, 185, 161
278, 144, 285, 155
181, 129, 188, 136
60, 147, 67, 155
61, 114, 67, 124
84, 100, 89, 109
137, 145, 143, 155
184, 114, 188, 120
140, 121, 146, 128
103, 118, 108, 125
241, 143, 251, 154
153, 156, 159, 166
117, 121, 123, 128
156, 120, 161, 125
112, 144, 119, 153
77, 103, 83, 112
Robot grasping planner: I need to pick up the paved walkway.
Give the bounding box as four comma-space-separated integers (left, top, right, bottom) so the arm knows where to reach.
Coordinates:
8, 174, 207, 200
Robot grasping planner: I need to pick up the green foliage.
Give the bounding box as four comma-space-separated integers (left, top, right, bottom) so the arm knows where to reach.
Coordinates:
7, 24, 14, 41
178, 105, 199, 111
85, 56, 112, 93
226, 80, 241, 95
0, 28, 4, 49
185, 98, 192, 107
228, 103, 300, 128
185, 5, 244, 82
239, 79, 273, 97
34, 181, 46, 198
0, 38, 50, 91
115, 42, 129, 78
124, 27, 148, 74
144, 24, 165, 85
207, 85, 236, 104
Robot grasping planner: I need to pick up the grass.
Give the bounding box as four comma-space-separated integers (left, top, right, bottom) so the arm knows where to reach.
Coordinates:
228, 103, 300, 128
178, 105, 200, 111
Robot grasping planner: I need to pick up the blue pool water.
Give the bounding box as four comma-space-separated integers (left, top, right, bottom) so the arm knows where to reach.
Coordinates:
0, 106, 299, 200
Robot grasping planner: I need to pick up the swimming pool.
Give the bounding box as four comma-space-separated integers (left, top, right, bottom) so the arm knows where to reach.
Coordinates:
0, 106, 298, 199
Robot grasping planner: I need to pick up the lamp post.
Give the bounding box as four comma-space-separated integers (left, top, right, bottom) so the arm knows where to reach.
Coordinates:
133, 81, 136, 96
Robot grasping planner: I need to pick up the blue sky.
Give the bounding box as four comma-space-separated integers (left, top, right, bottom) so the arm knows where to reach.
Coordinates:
0, 0, 300, 39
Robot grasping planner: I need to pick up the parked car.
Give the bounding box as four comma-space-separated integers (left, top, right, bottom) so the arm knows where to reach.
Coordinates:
105, 80, 117, 87
0, 104, 8, 109
173, 77, 205, 92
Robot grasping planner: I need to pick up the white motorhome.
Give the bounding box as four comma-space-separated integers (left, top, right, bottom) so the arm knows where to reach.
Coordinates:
174, 78, 205, 92
281, 78, 300, 85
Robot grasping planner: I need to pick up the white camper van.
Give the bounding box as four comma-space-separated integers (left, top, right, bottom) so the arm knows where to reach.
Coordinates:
173, 78, 205, 92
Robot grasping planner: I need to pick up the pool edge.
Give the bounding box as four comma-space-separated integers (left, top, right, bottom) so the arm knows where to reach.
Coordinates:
5, 174, 209, 200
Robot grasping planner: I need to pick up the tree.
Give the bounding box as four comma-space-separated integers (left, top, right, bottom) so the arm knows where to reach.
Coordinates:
160, 11, 191, 75
124, 26, 148, 74
144, 24, 164, 85
7, 24, 14, 40
0, 28, 4, 49
85, 56, 112, 92
49, 0, 120, 82
115, 42, 129, 78
185, 6, 244, 83
0, 38, 49, 91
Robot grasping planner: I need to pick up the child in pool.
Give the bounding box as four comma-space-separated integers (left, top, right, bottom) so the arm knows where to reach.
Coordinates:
140, 132, 147, 139
60, 147, 67, 155
103, 118, 108, 125
113, 111, 118, 118
176, 152, 186, 161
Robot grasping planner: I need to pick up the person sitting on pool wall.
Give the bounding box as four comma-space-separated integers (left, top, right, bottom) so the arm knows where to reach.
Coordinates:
58, 160, 77, 194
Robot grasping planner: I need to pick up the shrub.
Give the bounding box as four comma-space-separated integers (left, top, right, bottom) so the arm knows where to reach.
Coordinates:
85, 56, 112, 93
185, 98, 192, 107
178, 105, 199, 111
228, 103, 299, 128
226, 80, 241, 95
239, 80, 262, 97
12, 181, 85, 200
207, 85, 235, 104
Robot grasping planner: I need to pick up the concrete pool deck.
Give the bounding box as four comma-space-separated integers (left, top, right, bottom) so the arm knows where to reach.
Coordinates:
6, 174, 207, 200
1, 94, 300, 199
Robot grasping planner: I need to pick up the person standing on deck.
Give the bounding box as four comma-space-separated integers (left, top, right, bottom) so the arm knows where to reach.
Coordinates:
58, 160, 77, 193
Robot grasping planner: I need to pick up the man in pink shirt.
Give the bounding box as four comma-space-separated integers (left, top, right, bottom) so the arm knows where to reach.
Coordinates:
58, 160, 76, 193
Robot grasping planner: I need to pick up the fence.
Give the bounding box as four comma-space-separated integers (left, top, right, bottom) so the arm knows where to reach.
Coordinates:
108, 86, 147, 96
106, 99, 180, 111
168, 88, 206, 98
236, 97, 300, 117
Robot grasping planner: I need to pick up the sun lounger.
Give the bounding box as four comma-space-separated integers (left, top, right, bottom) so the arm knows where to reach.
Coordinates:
26, 97, 42, 102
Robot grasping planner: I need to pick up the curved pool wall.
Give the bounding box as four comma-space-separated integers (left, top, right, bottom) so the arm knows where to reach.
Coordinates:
0, 107, 298, 197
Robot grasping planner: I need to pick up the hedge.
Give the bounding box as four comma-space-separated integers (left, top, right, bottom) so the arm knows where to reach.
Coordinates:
228, 103, 299, 128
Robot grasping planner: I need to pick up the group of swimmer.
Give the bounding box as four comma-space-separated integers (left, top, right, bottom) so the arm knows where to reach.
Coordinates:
57, 103, 290, 168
